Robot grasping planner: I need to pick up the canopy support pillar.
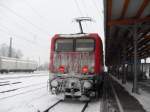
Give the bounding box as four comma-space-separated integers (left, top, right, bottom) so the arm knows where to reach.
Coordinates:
132, 25, 139, 93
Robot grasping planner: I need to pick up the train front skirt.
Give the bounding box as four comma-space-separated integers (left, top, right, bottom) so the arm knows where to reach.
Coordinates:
49, 73, 101, 101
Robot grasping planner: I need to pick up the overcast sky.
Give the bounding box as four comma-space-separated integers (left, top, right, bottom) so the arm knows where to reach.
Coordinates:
0, 0, 104, 64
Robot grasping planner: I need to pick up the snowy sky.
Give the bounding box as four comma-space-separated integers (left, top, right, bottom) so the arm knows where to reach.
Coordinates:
0, 0, 104, 64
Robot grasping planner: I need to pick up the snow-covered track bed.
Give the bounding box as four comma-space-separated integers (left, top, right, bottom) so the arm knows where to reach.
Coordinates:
81, 101, 89, 112
0, 74, 48, 80
0, 82, 45, 93
0, 83, 46, 100
101, 75, 124, 112
42, 99, 101, 112
0, 82, 46, 93
0, 86, 50, 112
0, 71, 103, 112
0, 73, 49, 100
0, 71, 49, 80
0, 81, 21, 86
43, 100, 89, 112
43, 100, 63, 112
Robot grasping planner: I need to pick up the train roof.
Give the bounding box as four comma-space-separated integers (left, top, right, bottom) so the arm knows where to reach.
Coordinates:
52, 33, 102, 41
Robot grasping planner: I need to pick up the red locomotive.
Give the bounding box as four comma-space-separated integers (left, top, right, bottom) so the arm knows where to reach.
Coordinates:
49, 33, 104, 100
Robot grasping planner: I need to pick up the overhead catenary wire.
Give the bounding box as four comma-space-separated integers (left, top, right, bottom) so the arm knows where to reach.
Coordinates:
0, 10, 50, 45
0, 3, 50, 36
0, 28, 40, 55
0, 32, 33, 52
80, 0, 89, 17
0, 28, 48, 53
90, 0, 103, 18
0, 14, 37, 39
73, 0, 91, 32
82, 0, 98, 32
85, 0, 102, 32
0, 2, 50, 63
73, 0, 84, 16
84, 0, 104, 34
0, 6, 49, 47
0, 27, 36, 46
23, 0, 46, 20
81, 0, 91, 32
72, 0, 84, 33
23, 0, 52, 30
0, 25, 47, 48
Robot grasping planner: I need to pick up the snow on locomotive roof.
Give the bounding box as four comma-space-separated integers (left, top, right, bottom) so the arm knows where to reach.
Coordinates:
58, 33, 89, 38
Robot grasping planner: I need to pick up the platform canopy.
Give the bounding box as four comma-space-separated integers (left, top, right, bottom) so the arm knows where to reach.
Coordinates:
104, 0, 150, 66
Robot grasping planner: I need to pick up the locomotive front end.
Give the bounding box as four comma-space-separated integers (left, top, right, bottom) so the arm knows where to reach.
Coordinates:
49, 34, 103, 100
50, 73, 99, 100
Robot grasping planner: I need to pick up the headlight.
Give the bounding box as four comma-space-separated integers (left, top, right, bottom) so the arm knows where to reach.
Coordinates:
58, 65, 65, 73
51, 79, 58, 87
82, 66, 89, 74
83, 81, 92, 89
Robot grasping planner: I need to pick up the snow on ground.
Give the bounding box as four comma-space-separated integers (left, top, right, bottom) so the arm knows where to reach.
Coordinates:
49, 100, 86, 112
111, 75, 150, 112
0, 71, 49, 99
0, 78, 47, 100
85, 100, 101, 112
47, 100, 101, 112
0, 71, 48, 79
0, 71, 102, 112
5, 90, 59, 112
0, 71, 53, 112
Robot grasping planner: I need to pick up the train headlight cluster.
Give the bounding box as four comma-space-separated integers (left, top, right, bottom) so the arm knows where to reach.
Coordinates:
51, 79, 58, 87
58, 65, 65, 73
82, 66, 89, 74
83, 80, 92, 89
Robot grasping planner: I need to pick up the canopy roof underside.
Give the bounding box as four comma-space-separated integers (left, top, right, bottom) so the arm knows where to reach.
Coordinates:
104, 0, 150, 66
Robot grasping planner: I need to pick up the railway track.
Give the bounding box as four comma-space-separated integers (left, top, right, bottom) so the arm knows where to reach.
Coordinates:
0, 82, 21, 86
43, 100, 90, 112
0, 74, 48, 80
0, 82, 46, 93
0, 82, 47, 100
0, 73, 123, 112
0, 85, 46, 100
101, 75, 124, 112
43, 100, 63, 112
81, 101, 89, 112
0, 74, 49, 100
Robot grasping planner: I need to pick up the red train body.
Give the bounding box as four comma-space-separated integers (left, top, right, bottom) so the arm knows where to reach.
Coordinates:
49, 33, 104, 100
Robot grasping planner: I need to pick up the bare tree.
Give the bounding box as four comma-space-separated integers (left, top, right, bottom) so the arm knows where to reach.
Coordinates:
0, 43, 23, 58
0, 43, 9, 57
15, 50, 23, 58
38, 62, 49, 70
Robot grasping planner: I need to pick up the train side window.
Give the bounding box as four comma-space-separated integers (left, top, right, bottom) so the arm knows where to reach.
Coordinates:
75, 39, 95, 52
55, 39, 73, 52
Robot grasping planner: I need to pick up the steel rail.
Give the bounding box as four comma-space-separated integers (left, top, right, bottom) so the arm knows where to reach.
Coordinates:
0, 74, 48, 80
101, 75, 124, 112
0, 82, 46, 93
0, 85, 46, 100
81, 101, 89, 112
110, 81, 124, 112
43, 100, 63, 112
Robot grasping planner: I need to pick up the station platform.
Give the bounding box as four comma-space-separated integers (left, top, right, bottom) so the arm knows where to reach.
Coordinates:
110, 74, 150, 112
139, 79, 150, 93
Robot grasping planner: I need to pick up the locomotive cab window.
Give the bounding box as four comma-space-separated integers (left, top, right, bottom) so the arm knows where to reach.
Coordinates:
76, 39, 95, 52
55, 39, 73, 52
